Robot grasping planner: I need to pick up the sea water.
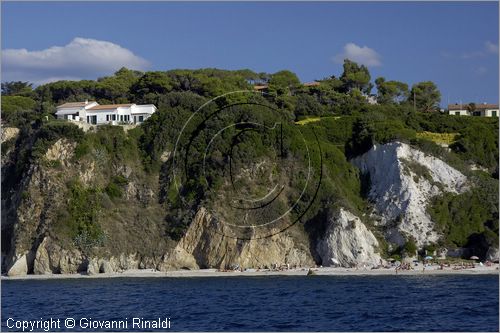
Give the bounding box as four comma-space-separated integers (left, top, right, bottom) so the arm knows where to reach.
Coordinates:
2, 275, 498, 331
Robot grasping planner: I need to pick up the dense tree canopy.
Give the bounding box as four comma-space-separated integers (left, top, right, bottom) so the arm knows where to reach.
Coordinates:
340, 59, 372, 94
0, 63, 452, 124
375, 77, 409, 104
95, 67, 142, 103
1, 81, 34, 97
409, 81, 441, 112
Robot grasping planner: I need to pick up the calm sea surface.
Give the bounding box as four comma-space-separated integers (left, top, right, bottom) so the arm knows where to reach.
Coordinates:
1, 275, 498, 331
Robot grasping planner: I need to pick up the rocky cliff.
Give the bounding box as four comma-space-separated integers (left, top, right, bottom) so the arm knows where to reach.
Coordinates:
2, 135, 492, 277
351, 142, 468, 247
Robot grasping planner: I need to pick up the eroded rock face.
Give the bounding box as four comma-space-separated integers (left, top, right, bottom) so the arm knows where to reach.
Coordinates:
352, 142, 468, 247
167, 207, 315, 269
486, 247, 499, 262
100, 260, 114, 274
44, 138, 77, 166
87, 258, 100, 275
316, 208, 381, 267
7, 254, 28, 276
33, 238, 52, 275
1, 127, 20, 143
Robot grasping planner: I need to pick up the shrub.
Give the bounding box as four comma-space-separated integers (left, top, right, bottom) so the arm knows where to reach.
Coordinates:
63, 181, 105, 253
104, 175, 129, 199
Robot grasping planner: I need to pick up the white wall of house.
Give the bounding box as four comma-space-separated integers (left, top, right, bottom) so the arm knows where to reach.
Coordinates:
448, 107, 499, 117
484, 109, 499, 117
131, 104, 156, 115
84, 111, 111, 124
56, 102, 98, 119
131, 104, 156, 124
449, 109, 469, 116
56, 107, 82, 118
56, 102, 156, 125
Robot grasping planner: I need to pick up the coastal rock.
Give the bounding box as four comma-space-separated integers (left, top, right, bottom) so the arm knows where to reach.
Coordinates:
33, 238, 52, 275
124, 182, 138, 200
87, 258, 100, 275
116, 253, 140, 271
44, 138, 76, 166
159, 150, 171, 163
169, 207, 314, 269
99, 260, 114, 274
50, 247, 85, 274
316, 208, 381, 267
486, 247, 499, 262
163, 247, 199, 270
79, 161, 96, 185
1, 127, 20, 142
437, 248, 448, 259
7, 254, 28, 276
351, 142, 468, 247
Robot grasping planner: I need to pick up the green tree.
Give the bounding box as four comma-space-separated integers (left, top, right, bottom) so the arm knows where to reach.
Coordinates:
467, 102, 477, 115
340, 59, 372, 94
404, 237, 418, 255
409, 81, 441, 112
96, 67, 142, 103
294, 93, 323, 119
1, 81, 34, 97
375, 77, 409, 104
35, 80, 97, 105
1, 96, 38, 126
1, 96, 37, 113
268, 70, 301, 96
130, 71, 173, 102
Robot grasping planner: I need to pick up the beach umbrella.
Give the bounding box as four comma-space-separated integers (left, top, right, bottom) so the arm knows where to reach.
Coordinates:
470, 256, 479, 260
425, 256, 433, 260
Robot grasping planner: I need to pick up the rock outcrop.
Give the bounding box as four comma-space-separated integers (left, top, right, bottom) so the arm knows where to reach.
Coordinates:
1, 127, 20, 143
3, 134, 493, 275
316, 208, 381, 267
166, 207, 315, 269
44, 138, 77, 166
352, 142, 468, 247
486, 247, 499, 262
7, 254, 28, 276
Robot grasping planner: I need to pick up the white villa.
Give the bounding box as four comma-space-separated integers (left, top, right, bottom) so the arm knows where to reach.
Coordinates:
448, 103, 499, 117
55, 101, 157, 125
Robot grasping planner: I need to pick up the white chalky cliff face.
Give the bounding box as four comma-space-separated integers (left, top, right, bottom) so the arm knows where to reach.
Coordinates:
351, 142, 468, 247
317, 208, 381, 267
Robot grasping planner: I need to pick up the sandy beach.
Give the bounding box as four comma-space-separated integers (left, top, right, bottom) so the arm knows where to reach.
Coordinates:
2, 265, 498, 280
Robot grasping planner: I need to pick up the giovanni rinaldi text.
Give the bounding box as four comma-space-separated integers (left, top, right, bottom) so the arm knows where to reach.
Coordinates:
6, 317, 172, 331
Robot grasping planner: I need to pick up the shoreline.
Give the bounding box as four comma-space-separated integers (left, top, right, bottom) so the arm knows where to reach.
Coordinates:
2, 266, 498, 280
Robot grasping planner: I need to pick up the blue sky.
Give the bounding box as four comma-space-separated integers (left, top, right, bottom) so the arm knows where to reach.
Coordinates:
2, 1, 499, 105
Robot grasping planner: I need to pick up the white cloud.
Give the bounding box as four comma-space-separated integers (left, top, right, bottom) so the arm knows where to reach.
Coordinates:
333, 43, 382, 67
461, 41, 498, 59
2, 37, 149, 84
474, 66, 488, 75
485, 41, 498, 54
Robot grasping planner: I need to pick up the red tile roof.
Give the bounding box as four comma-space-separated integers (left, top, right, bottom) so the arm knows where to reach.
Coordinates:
57, 101, 96, 108
448, 103, 499, 111
88, 104, 133, 110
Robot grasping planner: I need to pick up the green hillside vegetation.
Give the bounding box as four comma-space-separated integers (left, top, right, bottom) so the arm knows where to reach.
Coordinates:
1, 61, 498, 257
